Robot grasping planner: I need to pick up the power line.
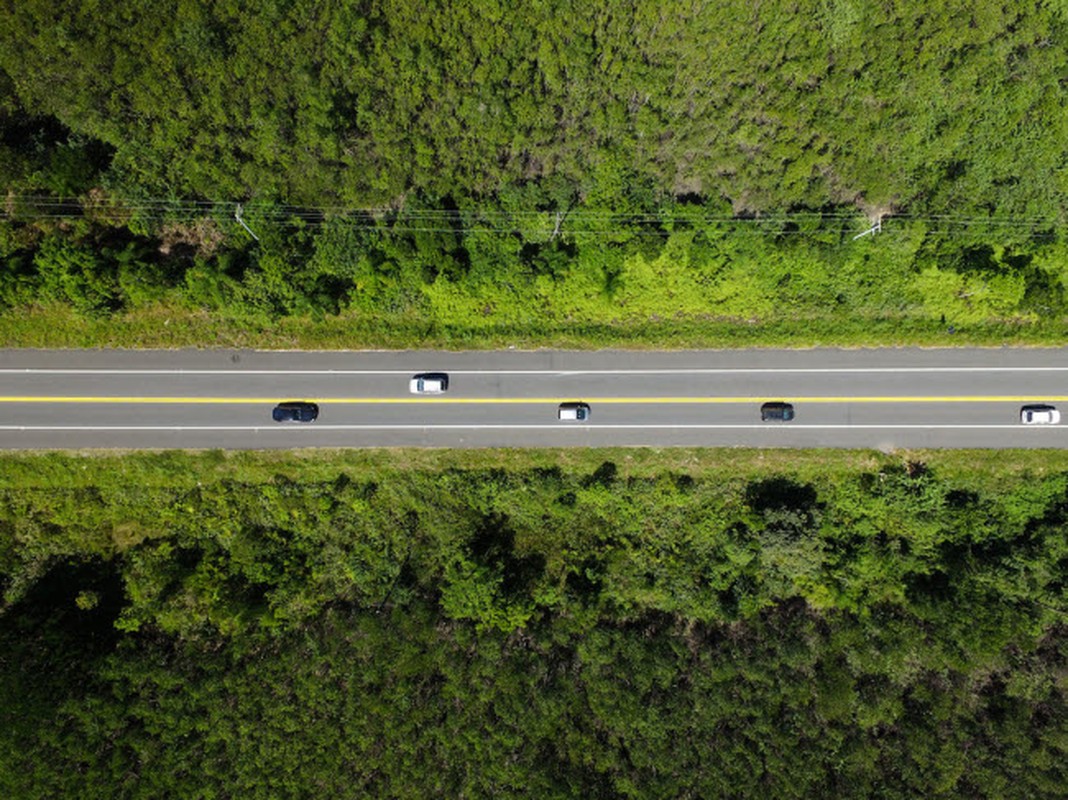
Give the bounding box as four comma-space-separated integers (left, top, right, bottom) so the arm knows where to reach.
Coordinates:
5, 203, 1059, 226
4, 193, 1061, 222
2, 195, 1062, 240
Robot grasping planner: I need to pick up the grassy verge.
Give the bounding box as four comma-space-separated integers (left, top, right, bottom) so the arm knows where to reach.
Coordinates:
0, 302, 1064, 350
2, 446, 1066, 489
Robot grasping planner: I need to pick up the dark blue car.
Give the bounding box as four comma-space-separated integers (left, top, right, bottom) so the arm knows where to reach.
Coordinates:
760, 402, 795, 422
272, 401, 319, 423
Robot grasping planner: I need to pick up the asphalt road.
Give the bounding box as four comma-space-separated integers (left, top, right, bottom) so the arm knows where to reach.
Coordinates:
2, 348, 1068, 449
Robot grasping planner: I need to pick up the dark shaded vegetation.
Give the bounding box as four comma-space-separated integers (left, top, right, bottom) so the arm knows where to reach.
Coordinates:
0, 449, 1067, 797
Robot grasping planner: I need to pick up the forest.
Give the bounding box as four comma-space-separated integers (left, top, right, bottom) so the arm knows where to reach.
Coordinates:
1, 448, 1067, 797
0, 1, 1066, 346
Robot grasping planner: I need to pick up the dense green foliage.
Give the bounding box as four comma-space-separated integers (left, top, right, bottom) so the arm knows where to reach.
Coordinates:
1, 449, 1067, 797
3, 1, 1066, 211
1, 2, 1067, 346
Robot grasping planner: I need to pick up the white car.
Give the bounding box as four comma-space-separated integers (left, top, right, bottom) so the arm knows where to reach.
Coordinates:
1021, 405, 1060, 425
558, 402, 591, 421
409, 373, 449, 394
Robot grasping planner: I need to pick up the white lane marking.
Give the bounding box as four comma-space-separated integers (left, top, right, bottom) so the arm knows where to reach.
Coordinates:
0, 424, 1062, 432
4, 366, 1068, 375
2, 395, 1064, 404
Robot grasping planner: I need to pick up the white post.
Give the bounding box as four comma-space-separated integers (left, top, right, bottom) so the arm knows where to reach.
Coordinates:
234, 203, 260, 241
852, 218, 882, 240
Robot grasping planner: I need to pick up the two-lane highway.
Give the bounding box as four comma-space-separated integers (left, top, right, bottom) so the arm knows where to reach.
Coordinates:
2, 348, 1068, 449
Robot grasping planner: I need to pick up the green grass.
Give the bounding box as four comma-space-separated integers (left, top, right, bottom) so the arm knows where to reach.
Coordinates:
3, 447, 1067, 490
0, 301, 1062, 350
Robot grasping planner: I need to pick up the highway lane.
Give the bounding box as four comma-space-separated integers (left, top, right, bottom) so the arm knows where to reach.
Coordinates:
2, 348, 1068, 449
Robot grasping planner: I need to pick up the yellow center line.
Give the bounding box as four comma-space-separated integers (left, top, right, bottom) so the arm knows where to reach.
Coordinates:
0, 396, 1066, 405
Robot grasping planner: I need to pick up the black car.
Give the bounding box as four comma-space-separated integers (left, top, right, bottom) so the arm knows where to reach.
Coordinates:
760, 402, 795, 422
272, 401, 319, 423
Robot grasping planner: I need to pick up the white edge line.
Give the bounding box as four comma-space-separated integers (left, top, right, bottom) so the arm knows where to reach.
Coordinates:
0, 424, 1061, 432
4, 367, 1068, 375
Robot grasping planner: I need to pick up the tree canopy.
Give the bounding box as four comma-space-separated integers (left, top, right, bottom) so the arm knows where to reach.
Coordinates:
1, 449, 1067, 797
1, 2, 1066, 347
1, 1, 1065, 216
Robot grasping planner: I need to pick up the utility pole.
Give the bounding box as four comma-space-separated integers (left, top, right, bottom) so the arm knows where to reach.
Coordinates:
850, 216, 884, 239
234, 203, 260, 241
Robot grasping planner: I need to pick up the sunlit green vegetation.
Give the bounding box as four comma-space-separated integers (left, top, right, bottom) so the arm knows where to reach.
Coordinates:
1, 2, 1066, 346
1, 448, 1067, 797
